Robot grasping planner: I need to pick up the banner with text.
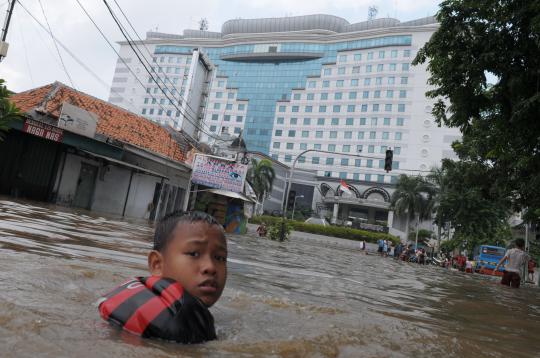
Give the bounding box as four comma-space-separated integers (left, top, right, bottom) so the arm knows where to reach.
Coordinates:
191, 154, 248, 193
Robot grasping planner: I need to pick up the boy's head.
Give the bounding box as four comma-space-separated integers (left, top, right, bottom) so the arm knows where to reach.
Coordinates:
148, 211, 227, 307
515, 238, 525, 249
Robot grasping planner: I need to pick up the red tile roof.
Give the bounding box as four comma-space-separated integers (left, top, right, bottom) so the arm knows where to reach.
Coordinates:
10, 82, 188, 162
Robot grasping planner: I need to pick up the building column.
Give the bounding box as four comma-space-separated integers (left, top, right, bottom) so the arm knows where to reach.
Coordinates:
387, 210, 394, 229
332, 202, 339, 224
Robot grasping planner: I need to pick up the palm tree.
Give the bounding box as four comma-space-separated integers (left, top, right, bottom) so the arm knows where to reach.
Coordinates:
246, 158, 275, 214
426, 167, 448, 252
0, 79, 22, 140
390, 174, 434, 244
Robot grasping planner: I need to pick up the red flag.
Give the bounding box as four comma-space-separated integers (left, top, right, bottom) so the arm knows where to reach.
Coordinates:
340, 179, 352, 195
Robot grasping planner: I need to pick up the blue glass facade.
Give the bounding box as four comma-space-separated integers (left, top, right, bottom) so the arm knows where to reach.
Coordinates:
155, 35, 412, 153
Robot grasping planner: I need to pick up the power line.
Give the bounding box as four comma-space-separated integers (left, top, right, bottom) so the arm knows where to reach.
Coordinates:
101, 0, 226, 142
36, 0, 75, 88
16, 0, 191, 155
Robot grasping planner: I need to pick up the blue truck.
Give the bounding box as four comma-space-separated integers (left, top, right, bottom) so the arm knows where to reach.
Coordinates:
475, 245, 506, 275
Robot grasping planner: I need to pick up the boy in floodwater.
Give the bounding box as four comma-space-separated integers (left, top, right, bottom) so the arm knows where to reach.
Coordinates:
98, 211, 227, 343
493, 238, 529, 288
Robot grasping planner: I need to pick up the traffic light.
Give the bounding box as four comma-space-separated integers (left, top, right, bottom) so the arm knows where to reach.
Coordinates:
384, 149, 393, 172
287, 190, 296, 210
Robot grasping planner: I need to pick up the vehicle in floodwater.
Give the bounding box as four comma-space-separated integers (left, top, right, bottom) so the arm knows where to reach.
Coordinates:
475, 245, 506, 275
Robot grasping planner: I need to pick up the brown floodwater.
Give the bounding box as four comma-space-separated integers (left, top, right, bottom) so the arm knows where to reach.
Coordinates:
0, 199, 539, 358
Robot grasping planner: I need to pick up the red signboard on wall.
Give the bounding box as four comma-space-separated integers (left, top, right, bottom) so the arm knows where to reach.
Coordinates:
22, 118, 63, 142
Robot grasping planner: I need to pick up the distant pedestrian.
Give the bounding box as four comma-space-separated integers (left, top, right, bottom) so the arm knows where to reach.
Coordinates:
377, 239, 384, 256
383, 240, 388, 257
360, 240, 366, 251
528, 259, 536, 282
494, 239, 529, 288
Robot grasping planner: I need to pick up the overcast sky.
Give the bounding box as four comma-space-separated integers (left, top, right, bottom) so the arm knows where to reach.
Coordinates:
1, 0, 441, 100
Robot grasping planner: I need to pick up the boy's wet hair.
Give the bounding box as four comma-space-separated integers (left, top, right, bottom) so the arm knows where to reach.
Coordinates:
153, 211, 224, 252
514, 238, 525, 249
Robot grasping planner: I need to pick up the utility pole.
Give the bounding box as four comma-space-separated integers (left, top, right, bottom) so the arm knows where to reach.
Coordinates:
0, 0, 16, 62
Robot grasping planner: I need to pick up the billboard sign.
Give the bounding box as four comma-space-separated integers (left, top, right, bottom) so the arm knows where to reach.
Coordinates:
58, 102, 97, 138
191, 154, 248, 193
23, 118, 63, 142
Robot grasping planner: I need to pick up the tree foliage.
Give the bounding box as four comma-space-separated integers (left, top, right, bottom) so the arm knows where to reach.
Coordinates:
414, 0, 540, 217
246, 158, 276, 203
0, 79, 22, 140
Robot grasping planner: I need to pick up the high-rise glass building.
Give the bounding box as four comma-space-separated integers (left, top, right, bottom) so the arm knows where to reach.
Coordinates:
109, 14, 460, 183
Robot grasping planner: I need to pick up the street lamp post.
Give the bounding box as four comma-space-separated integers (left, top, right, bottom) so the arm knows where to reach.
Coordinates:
280, 149, 384, 240
291, 194, 304, 220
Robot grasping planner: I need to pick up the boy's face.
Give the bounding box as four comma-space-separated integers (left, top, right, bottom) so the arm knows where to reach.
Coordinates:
149, 221, 227, 307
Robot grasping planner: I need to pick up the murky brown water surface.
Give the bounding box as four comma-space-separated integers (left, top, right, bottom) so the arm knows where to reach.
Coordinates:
0, 199, 539, 358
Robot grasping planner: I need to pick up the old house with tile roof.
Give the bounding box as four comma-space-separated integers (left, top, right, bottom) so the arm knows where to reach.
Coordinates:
1, 82, 194, 219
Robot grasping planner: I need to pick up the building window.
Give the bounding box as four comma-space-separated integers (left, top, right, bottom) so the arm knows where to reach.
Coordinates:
344, 131, 352, 139
303, 118, 311, 125
275, 129, 282, 136
364, 78, 371, 86
393, 161, 400, 170
316, 131, 323, 138
285, 155, 292, 162
349, 91, 357, 99
380, 145, 387, 153
352, 66, 360, 73
320, 93, 328, 100
368, 145, 375, 153
224, 115, 231, 122
314, 143, 321, 150
312, 157, 320, 164
226, 103, 233, 110
398, 104, 406, 112
369, 131, 376, 139
402, 63, 410, 71
228, 92, 235, 99
278, 105, 286, 112
382, 132, 389, 140
330, 131, 337, 138
379, 160, 385, 169
292, 106, 299, 112
355, 159, 361, 167
374, 90, 381, 98
341, 158, 349, 166
346, 118, 354, 125
394, 147, 401, 155
363, 91, 369, 99
367, 159, 373, 168
288, 130, 296, 137
371, 117, 378, 126
322, 80, 330, 88
273, 142, 280, 149
404, 49, 411, 57
293, 93, 301, 100
395, 132, 402, 140
401, 77, 408, 84
319, 105, 327, 113
317, 118, 325, 125
325, 171, 332, 177
141, 108, 147, 114
388, 77, 395, 85
336, 80, 344, 87
300, 143, 307, 150
286, 143, 294, 149
211, 114, 219, 121
305, 105, 313, 112
331, 118, 339, 125
307, 93, 314, 100
298, 156, 305, 163
361, 104, 368, 112
328, 144, 336, 152
379, 50, 385, 59
366, 65, 372, 73
290, 118, 297, 125
326, 158, 334, 165
399, 90, 407, 98
365, 174, 372, 181
377, 64, 384, 72
277, 117, 284, 124
334, 92, 342, 100
323, 68, 332, 76
236, 116, 243, 122
339, 54, 347, 62
234, 127, 241, 134
373, 104, 380, 112
343, 144, 351, 152
351, 79, 359, 86
216, 92, 223, 98
210, 125, 216, 132
308, 81, 316, 88
385, 104, 392, 112
360, 117, 366, 125
333, 105, 341, 113
376, 77, 382, 85
338, 67, 346, 75
377, 175, 385, 183
339, 172, 347, 179
389, 63, 397, 71
302, 130, 309, 138
367, 52, 373, 60
391, 50, 398, 58
358, 131, 365, 139
397, 117, 405, 126
357, 145, 363, 152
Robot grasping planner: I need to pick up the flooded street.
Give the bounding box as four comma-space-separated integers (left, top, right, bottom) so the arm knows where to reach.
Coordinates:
0, 199, 539, 358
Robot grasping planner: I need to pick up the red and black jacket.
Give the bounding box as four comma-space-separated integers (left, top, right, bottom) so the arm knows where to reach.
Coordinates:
98, 276, 216, 344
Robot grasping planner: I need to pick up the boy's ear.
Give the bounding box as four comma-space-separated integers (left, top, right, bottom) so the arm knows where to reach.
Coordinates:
148, 250, 164, 276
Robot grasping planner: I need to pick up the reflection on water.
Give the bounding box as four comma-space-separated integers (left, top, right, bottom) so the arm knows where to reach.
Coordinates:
0, 199, 539, 357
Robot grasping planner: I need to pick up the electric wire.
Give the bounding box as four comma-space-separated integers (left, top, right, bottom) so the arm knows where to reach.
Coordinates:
36, 0, 75, 88
101, 0, 227, 142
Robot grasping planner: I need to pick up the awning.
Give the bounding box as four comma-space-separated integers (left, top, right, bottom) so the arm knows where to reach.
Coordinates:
206, 188, 256, 203
81, 150, 169, 179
